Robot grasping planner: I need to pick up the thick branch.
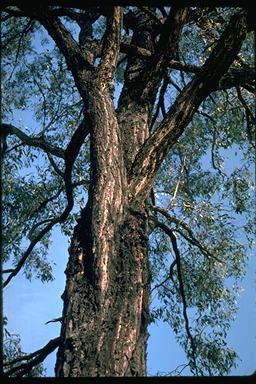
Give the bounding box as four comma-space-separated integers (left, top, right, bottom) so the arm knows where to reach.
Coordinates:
1, 123, 64, 158
128, 10, 249, 202
217, 66, 255, 91
120, 42, 152, 59
4, 337, 60, 377
99, 7, 123, 79
150, 73, 169, 130
64, 117, 90, 210
17, 3, 94, 99
120, 47, 254, 92
141, 7, 188, 102
168, 59, 201, 73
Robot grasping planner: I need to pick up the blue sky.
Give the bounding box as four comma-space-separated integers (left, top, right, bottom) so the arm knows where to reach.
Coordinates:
2, 11, 256, 376
3, 92, 255, 375
4, 223, 256, 376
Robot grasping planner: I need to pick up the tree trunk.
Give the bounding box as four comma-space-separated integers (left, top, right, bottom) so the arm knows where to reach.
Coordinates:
55, 82, 151, 377
53, 7, 249, 377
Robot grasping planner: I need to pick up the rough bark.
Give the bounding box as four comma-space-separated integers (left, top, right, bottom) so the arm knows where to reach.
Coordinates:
54, 7, 249, 377
2, 3, 252, 377
53, 8, 150, 375
55, 82, 151, 376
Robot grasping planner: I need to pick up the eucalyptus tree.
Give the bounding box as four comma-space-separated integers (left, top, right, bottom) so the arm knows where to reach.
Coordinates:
1, 2, 255, 377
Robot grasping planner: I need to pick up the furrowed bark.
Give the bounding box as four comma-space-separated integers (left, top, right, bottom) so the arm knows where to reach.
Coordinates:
99, 7, 123, 79
55, 83, 150, 376
55, 8, 150, 376
117, 7, 187, 172
4, 4, 253, 378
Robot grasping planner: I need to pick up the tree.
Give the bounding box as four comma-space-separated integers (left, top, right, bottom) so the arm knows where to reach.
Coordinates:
1, 2, 255, 377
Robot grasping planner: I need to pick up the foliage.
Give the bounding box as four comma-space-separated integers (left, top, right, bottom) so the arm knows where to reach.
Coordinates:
3, 317, 46, 377
1, 5, 255, 377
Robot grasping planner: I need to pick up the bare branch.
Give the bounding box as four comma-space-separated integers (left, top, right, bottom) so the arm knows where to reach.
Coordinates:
16, 3, 94, 99
99, 7, 123, 80
47, 154, 64, 178
166, 161, 185, 210
151, 259, 176, 293
120, 44, 255, 92
141, 7, 188, 102
2, 268, 15, 274
150, 73, 169, 130
4, 337, 60, 377
128, 10, 249, 202
45, 316, 63, 325
64, 117, 90, 211
236, 86, 256, 144
1, 123, 65, 158
120, 42, 151, 59
168, 59, 201, 74
217, 66, 255, 91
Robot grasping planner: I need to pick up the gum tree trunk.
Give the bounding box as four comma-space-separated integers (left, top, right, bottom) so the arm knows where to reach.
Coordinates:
20, 5, 247, 377
1, 2, 251, 377
55, 82, 151, 376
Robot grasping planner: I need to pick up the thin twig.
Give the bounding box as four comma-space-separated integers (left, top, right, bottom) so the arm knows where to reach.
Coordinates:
236, 86, 255, 145
167, 159, 186, 210
152, 206, 223, 263
8, 20, 35, 81
150, 73, 169, 131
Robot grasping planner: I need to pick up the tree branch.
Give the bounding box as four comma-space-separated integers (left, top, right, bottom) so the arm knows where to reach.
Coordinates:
4, 337, 60, 377
150, 73, 169, 130
3, 216, 60, 288
64, 117, 90, 211
120, 42, 152, 59
152, 206, 223, 263
140, 7, 188, 102
1, 123, 65, 158
217, 66, 255, 92
168, 59, 201, 74
3, 119, 89, 287
155, 221, 198, 374
99, 7, 123, 79
16, 3, 95, 99
47, 154, 64, 178
120, 46, 254, 92
166, 162, 185, 210
151, 259, 176, 293
128, 9, 249, 202
236, 86, 255, 144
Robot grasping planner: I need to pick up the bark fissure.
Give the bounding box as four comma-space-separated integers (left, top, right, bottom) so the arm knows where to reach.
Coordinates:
55, 79, 151, 375
4, 4, 252, 377
53, 7, 250, 377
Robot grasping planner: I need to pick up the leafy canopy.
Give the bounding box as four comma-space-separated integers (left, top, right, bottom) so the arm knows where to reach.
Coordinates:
1, 6, 255, 376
